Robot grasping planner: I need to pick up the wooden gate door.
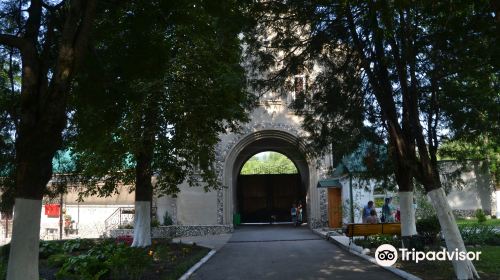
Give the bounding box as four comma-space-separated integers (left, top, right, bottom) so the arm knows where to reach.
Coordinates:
328, 188, 342, 228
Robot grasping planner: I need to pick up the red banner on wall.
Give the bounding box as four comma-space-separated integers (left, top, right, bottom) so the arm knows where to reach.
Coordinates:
44, 204, 60, 218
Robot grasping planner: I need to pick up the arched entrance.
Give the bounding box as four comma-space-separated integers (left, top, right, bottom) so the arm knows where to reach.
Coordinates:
237, 152, 305, 223
220, 129, 322, 226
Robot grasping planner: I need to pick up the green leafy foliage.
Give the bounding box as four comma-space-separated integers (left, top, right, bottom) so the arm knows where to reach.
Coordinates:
163, 211, 173, 226
416, 216, 441, 245
62, 238, 94, 254
151, 218, 160, 228
39, 241, 63, 259
47, 253, 69, 268
56, 253, 109, 280
475, 209, 487, 223
353, 234, 400, 249
439, 139, 499, 190
240, 152, 298, 175
0, 52, 19, 213
414, 187, 437, 219
70, 0, 253, 201
105, 244, 152, 280
459, 224, 497, 246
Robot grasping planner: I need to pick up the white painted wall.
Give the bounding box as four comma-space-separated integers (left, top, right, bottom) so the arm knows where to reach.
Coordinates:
175, 182, 218, 225
340, 177, 376, 224
156, 195, 177, 225
440, 161, 494, 214
39, 204, 132, 239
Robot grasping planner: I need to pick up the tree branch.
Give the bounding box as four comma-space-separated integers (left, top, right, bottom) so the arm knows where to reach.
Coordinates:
0, 33, 26, 50
42, 1, 65, 12
24, 0, 42, 40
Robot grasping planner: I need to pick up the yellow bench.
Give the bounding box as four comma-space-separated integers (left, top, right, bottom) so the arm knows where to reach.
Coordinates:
345, 223, 401, 243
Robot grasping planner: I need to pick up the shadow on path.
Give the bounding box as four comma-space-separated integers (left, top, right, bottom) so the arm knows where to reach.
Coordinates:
191, 225, 401, 280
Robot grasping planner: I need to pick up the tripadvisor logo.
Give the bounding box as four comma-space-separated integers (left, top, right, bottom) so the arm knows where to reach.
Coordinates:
375, 244, 398, 267
374, 244, 481, 267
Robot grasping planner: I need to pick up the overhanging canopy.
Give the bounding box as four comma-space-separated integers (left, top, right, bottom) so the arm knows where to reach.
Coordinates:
317, 178, 342, 188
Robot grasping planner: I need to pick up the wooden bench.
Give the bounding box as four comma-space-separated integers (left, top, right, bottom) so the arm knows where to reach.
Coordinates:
345, 223, 401, 243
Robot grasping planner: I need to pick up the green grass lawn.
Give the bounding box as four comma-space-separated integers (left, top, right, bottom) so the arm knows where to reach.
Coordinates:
456, 218, 500, 227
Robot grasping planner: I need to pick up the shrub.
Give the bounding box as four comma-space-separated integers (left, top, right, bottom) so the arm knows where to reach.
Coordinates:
354, 234, 400, 249
62, 238, 94, 253
475, 209, 487, 223
415, 191, 436, 219
163, 211, 173, 226
56, 254, 109, 280
459, 224, 496, 245
39, 241, 63, 259
55, 240, 153, 280
47, 253, 69, 268
106, 244, 152, 279
416, 215, 441, 244
56, 241, 116, 280
485, 233, 500, 246
151, 218, 160, 228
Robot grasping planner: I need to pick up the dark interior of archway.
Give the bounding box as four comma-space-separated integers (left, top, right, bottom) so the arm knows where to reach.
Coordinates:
237, 173, 306, 223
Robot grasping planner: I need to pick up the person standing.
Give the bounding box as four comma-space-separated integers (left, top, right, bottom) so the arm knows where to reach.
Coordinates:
297, 201, 303, 225
362, 201, 374, 223
381, 197, 395, 223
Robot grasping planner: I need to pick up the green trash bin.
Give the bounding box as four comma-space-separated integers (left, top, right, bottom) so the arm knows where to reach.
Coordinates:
233, 213, 241, 226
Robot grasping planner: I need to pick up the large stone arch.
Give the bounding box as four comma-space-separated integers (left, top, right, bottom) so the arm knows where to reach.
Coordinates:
215, 127, 324, 227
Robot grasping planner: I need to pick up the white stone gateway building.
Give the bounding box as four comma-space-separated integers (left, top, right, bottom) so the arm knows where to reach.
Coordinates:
154, 89, 498, 231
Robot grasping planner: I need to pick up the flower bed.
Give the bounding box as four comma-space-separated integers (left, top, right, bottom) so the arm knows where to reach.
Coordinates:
0, 238, 210, 280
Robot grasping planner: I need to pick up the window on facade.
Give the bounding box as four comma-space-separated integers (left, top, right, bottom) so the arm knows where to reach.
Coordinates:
294, 76, 305, 95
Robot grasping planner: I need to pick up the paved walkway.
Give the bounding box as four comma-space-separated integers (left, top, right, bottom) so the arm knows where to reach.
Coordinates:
172, 233, 232, 250
191, 225, 401, 280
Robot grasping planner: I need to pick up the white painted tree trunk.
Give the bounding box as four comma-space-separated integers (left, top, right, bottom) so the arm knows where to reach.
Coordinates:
427, 188, 479, 280
7, 198, 42, 280
399, 191, 417, 236
496, 190, 500, 218
131, 201, 151, 247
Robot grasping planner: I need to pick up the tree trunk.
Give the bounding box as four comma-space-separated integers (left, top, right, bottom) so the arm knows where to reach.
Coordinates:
399, 191, 417, 236
496, 189, 500, 218
7, 199, 43, 280
132, 200, 151, 247
131, 152, 153, 247
393, 155, 416, 238
7, 91, 62, 280
1, 1, 96, 279
427, 188, 479, 279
